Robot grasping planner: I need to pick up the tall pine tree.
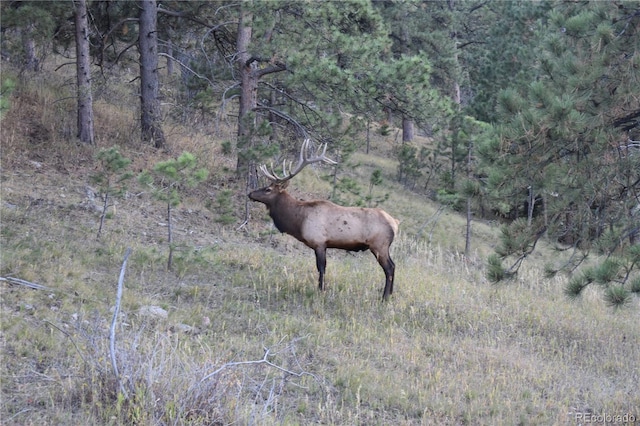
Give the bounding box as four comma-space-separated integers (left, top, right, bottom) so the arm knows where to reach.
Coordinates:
483, 1, 640, 306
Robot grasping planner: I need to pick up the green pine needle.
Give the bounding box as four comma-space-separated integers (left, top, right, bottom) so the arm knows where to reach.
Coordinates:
486, 254, 506, 283
603, 286, 631, 308
593, 259, 620, 285
564, 276, 586, 299
543, 265, 557, 279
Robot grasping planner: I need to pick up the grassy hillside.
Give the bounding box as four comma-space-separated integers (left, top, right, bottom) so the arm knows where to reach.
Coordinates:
1, 62, 639, 425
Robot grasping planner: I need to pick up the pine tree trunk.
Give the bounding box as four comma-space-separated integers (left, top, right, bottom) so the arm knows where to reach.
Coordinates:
268, 90, 278, 142
97, 192, 109, 239
465, 196, 472, 256
527, 185, 534, 227
167, 202, 173, 271
21, 24, 38, 72
366, 118, 371, 154
235, 8, 259, 187
139, 0, 166, 148
74, 0, 94, 145
166, 40, 174, 76
383, 107, 393, 127
465, 140, 472, 257
402, 116, 414, 142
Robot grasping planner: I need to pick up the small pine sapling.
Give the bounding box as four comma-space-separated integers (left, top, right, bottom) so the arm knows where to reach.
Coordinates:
1, 77, 16, 117
366, 169, 388, 207
139, 152, 208, 271
213, 190, 235, 225
91, 147, 132, 238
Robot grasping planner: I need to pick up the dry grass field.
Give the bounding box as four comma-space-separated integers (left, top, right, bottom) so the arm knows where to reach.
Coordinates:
1, 62, 639, 425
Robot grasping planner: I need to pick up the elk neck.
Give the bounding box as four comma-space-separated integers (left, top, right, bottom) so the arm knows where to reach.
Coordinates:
268, 190, 306, 236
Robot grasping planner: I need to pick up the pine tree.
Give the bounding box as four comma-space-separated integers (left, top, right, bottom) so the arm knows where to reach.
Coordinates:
466, 1, 552, 123
483, 1, 640, 307
91, 147, 132, 238
374, 0, 495, 198
0, 2, 65, 71
139, 152, 208, 271
227, 1, 397, 186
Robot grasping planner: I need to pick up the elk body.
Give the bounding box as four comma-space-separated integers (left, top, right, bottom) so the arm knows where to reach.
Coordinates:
248, 140, 400, 300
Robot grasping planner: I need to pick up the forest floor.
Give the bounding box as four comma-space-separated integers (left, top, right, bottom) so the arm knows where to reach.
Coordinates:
1, 63, 639, 425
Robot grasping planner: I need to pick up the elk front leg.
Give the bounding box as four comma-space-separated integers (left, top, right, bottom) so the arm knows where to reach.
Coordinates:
314, 246, 327, 290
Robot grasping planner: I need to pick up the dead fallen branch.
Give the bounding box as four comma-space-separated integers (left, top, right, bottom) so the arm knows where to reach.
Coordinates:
0, 276, 53, 291
199, 335, 319, 385
110, 247, 132, 399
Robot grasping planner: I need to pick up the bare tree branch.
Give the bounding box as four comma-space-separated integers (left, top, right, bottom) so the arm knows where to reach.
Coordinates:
158, 52, 215, 86
0, 276, 52, 291
199, 346, 318, 384
110, 248, 132, 399
157, 6, 215, 29
199, 336, 318, 385
253, 105, 308, 138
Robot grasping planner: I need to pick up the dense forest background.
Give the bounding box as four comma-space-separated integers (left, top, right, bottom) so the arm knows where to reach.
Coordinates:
1, 1, 639, 298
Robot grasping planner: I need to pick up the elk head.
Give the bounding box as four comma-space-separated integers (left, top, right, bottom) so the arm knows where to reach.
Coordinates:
248, 138, 337, 204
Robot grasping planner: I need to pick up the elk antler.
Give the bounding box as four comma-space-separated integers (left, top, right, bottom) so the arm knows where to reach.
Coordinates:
259, 139, 337, 183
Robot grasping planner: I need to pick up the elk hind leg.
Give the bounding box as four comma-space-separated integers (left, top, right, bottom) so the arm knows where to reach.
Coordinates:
372, 248, 395, 300
314, 247, 327, 291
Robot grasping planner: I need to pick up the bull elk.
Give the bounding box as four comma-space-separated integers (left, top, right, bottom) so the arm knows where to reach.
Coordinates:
248, 139, 400, 300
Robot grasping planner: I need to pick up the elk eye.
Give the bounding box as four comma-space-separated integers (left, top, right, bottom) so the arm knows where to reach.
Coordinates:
264, 187, 272, 193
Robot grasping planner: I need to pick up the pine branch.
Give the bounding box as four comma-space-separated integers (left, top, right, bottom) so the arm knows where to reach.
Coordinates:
505, 225, 547, 275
